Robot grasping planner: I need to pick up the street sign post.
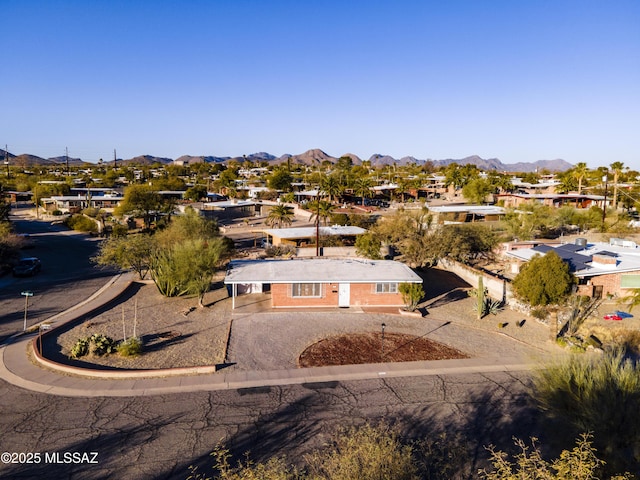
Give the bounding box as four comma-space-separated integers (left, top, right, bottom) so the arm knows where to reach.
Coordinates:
21, 291, 34, 332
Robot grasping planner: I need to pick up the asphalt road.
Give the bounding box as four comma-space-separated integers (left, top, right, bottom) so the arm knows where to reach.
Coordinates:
0, 371, 543, 480
0, 208, 116, 343
0, 212, 551, 479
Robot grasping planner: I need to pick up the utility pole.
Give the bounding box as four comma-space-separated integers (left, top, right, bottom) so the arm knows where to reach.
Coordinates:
65, 146, 69, 176
114, 149, 117, 169
602, 175, 608, 227
4, 144, 8, 178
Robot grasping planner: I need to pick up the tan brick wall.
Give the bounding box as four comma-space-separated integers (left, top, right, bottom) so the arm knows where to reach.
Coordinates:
589, 273, 620, 297
271, 283, 406, 308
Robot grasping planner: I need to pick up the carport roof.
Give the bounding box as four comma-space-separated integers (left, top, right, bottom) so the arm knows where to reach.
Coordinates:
224, 258, 422, 284
261, 225, 366, 239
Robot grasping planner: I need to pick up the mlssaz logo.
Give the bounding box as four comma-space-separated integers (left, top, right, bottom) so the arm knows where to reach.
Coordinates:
45, 452, 99, 464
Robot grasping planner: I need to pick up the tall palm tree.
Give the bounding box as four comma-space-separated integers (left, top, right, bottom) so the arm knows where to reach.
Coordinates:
354, 176, 373, 206
321, 174, 343, 203
572, 162, 589, 194
610, 161, 625, 210
310, 200, 335, 226
265, 204, 294, 228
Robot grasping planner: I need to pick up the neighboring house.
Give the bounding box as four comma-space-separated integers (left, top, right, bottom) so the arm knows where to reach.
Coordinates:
505, 238, 640, 298
429, 205, 505, 224
42, 194, 124, 213
510, 177, 561, 194
260, 225, 367, 247
224, 258, 422, 309
197, 199, 261, 222
496, 193, 606, 209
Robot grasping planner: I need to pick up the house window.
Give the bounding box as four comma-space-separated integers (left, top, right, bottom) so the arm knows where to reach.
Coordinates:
375, 282, 398, 293
292, 283, 322, 297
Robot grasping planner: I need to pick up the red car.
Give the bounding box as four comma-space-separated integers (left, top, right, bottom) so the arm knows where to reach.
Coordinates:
603, 313, 622, 321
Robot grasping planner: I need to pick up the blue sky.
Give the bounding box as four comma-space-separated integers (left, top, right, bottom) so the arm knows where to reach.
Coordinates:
3, 0, 640, 169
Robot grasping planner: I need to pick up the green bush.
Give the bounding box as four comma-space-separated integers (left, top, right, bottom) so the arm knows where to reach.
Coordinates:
399, 282, 424, 312
90, 333, 117, 355
480, 434, 609, 480
69, 338, 90, 359
532, 348, 640, 475
65, 215, 98, 233
118, 337, 142, 357
82, 207, 100, 218
111, 223, 129, 237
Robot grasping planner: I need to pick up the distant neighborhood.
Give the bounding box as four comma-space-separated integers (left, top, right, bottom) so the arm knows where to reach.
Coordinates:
2, 150, 639, 308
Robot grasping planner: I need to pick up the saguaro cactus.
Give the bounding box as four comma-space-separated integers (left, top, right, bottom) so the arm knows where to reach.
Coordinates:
477, 276, 485, 320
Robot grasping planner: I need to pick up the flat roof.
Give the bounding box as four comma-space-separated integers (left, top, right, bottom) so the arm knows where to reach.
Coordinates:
262, 225, 366, 239
224, 258, 422, 284
429, 205, 505, 214
505, 241, 640, 277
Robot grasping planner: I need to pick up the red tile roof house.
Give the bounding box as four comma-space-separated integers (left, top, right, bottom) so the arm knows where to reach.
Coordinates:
224, 258, 423, 309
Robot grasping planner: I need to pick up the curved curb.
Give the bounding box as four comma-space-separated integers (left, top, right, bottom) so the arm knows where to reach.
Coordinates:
31, 339, 218, 379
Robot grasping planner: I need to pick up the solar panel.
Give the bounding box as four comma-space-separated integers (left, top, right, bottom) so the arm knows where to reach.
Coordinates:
532, 245, 553, 253
556, 243, 585, 253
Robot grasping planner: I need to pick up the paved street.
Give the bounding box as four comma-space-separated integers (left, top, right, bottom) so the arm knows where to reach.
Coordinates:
0, 211, 552, 479
0, 371, 541, 479
0, 209, 116, 343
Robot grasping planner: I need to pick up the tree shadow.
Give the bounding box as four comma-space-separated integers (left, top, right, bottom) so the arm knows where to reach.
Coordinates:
425, 288, 470, 308
165, 373, 570, 480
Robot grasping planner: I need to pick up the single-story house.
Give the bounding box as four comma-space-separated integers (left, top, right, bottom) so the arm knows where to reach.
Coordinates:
504, 238, 640, 298
42, 194, 124, 213
224, 258, 422, 309
260, 225, 367, 247
496, 193, 606, 209
429, 205, 505, 224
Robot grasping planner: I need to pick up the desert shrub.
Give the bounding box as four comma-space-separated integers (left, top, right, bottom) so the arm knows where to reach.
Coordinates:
480, 434, 609, 480
304, 423, 419, 480
65, 214, 98, 233
413, 432, 472, 480
90, 333, 117, 355
531, 307, 548, 321
52, 209, 63, 216
111, 223, 129, 237
118, 337, 142, 357
399, 282, 424, 312
264, 244, 296, 258
610, 329, 640, 356
82, 207, 100, 218
69, 338, 90, 359
532, 348, 640, 475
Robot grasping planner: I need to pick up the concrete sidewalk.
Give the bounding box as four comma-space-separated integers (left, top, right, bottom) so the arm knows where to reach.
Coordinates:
0, 273, 540, 398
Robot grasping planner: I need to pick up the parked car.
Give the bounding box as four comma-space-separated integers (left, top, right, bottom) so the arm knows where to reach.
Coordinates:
603, 313, 622, 321
12, 257, 41, 277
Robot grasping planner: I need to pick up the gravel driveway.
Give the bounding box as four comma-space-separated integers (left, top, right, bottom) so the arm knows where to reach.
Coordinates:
225, 296, 557, 371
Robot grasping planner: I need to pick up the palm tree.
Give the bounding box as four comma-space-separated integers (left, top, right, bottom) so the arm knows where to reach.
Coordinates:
321, 174, 343, 203
310, 200, 335, 226
572, 162, 589, 194
610, 161, 625, 210
266, 204, 294, 228
354, 176, 373, 206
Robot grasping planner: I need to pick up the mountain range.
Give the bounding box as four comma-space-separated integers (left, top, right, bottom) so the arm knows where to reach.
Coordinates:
0, 148, 573, 173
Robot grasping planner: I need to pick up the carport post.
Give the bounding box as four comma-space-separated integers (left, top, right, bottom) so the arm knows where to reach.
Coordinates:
232, 283, 236, 310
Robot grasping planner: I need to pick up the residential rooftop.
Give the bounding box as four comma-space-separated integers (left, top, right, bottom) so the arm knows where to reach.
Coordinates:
224, 258, 422, 284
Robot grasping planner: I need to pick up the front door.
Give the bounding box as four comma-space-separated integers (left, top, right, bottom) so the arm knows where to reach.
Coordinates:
338, 283, 350, 307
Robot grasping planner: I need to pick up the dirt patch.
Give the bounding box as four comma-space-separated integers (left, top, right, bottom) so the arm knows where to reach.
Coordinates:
50, 281, 232, 370
298, 332, 469, 367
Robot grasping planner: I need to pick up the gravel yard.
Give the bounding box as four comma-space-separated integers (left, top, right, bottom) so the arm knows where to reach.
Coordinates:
45, 268, 562, 372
